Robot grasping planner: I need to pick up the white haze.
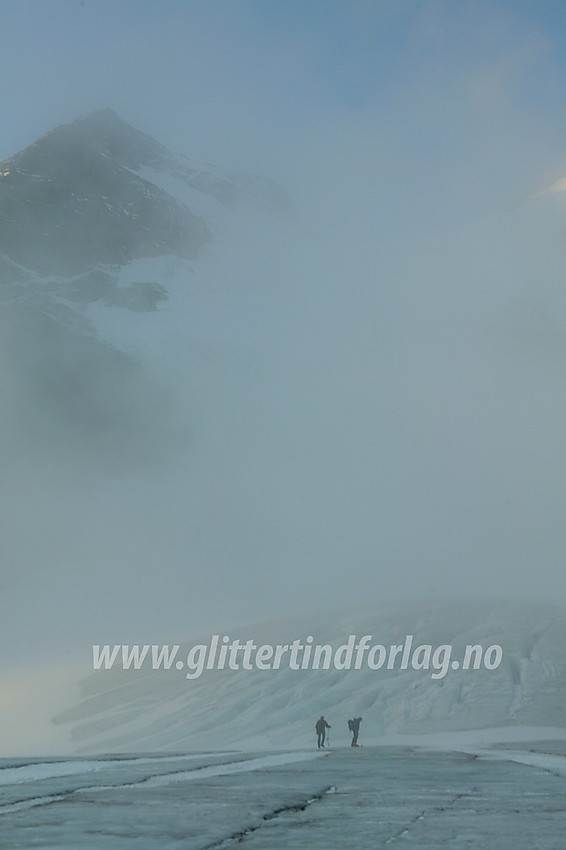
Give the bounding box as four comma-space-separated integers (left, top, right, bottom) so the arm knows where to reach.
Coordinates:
2, 2, 566, 750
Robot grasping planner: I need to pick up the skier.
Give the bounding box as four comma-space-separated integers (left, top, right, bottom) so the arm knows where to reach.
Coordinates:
315, 715, 331, 748
348, 716, 362, 747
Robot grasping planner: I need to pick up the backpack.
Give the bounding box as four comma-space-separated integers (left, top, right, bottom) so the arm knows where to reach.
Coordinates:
347, 719, 354, 731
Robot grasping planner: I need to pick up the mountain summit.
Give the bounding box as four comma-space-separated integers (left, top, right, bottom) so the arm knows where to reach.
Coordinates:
0, 108, 288, 278
2, 110, 205, 277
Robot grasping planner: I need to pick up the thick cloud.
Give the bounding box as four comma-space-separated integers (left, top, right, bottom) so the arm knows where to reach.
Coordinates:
2, 3, 566, 744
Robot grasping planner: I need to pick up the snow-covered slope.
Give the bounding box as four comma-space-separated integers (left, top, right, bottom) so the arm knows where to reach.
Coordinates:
53, 600, 566, 752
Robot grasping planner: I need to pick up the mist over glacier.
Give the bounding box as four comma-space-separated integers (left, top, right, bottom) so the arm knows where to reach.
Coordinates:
3, 108, 566, 675
3, 2, 566, 759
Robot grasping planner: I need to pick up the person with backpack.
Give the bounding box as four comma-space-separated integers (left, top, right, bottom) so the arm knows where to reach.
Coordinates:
315, 715, 331, 748
348, 716, 362, 746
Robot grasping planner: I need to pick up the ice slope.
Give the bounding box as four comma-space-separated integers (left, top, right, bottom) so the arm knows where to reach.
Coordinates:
54, 600, 566, 753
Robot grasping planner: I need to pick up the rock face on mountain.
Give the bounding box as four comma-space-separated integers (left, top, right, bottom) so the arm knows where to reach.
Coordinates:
0, 110, 287, 467
0, 110, 210, 277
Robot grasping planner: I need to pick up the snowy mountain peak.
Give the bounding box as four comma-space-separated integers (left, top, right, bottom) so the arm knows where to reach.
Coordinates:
0, 112, 288, 468
0, 112, 212, 277
0, 109, 289, 278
